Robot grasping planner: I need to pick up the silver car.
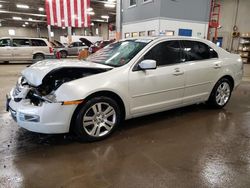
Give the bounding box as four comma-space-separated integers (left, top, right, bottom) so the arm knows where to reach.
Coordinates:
56, 41, 88, 58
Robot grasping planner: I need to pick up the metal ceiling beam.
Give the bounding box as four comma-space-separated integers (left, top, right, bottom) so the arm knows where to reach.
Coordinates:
4, 18, 46, 23
0, 10, 46, 17
91, 0, 116, 4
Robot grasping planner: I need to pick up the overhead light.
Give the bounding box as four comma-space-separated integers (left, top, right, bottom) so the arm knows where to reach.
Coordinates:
0, 4, 2, 8
16, 4, 29, 9
13, 16, 22, 20
87, 12, 95, 15
93, 19, 105, 22
87, 8, 93, 12
104, 3, 115, 8
38, 7, 44, 12
22, 24, 26, 27
101, 15, 109, 19
28, 18, 33, 21
25, 22, 29, 25
91, 22, 94, 26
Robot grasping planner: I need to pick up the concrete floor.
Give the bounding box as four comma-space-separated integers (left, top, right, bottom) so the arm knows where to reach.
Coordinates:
0, 64, 250, 188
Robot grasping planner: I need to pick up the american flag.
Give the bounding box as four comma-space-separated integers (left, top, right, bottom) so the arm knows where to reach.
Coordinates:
45, 0, 91, 28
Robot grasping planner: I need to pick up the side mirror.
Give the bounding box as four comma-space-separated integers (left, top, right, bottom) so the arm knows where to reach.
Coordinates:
138, 59, 157, 70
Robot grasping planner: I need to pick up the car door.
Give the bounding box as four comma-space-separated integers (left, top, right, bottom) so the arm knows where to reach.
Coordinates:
12, 38, 33, 60
180, 40, 221, 104
129, 40, 185, 116
67, 42, 79, 55
31, 39, 49, 55
0, 38, 12, 61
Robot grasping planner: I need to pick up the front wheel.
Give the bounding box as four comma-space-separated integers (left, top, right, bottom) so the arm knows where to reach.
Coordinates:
207, 78, 233, 108
60, 51, 67, 58
73, 97, 121, 142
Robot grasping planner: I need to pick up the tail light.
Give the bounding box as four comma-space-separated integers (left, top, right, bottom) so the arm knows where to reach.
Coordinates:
49, 47, 54, 54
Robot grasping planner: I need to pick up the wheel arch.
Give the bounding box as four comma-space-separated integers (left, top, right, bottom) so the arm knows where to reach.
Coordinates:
217, 75, 235, 89
69, 90, 126, 132
59, 50, 68, 55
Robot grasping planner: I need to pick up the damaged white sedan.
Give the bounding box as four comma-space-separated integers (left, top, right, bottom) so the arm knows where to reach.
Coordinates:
7, 37, 243, 141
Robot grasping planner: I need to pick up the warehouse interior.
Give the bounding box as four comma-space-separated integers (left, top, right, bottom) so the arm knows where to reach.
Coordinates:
1, 0, 250, 187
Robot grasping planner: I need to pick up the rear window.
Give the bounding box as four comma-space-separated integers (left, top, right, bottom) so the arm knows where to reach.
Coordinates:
31, 39, 47, 46
182, 40, 218, 61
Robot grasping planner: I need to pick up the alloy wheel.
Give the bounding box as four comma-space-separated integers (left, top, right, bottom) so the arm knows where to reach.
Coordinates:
82, 102, 116, 137
215, 82, 231, 106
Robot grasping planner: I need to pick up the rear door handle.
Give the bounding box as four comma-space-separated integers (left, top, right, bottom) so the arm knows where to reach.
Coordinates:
173, 68, 184, 76
214, 63, 222, 69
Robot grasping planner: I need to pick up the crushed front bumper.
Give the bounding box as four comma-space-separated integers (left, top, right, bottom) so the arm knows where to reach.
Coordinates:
6, 89, 77, 134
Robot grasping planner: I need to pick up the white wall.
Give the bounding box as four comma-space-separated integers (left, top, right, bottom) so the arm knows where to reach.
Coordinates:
160, 18, 208, 39
122, 18, 208, 39
122, 19, 160, 38
217, 0, 250, 51
0, 23, 109, 41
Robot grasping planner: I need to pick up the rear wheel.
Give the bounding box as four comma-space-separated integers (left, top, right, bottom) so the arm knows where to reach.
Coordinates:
207, 78, 233, 108
33, 53, 45, 61
73, 97, 121, 142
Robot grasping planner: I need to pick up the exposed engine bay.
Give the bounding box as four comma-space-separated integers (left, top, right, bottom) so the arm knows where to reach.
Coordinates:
13, 67, 111, 105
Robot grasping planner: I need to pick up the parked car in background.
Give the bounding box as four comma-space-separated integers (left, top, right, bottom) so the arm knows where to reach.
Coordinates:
90, 39, 115, 53
0, 37, 54, 63
56, 41, 88, 58
7, 37, 243, 142
50, 40, 65, 48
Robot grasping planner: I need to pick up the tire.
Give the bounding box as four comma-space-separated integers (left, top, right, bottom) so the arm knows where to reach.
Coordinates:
33, 54, 45, 61
73, 97, 122, 142
60, 51, 67, 58
207, 78, 233, 109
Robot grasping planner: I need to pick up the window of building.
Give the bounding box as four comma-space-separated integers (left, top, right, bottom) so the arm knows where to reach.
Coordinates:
148, 30, 155, 36
13, 39, 30, 47
0, 38, 11, 47
129, 0, 136, 7
143, 0, 153, 4
139, 31, 146, 37
178, 29, 192, 37
125, 33, 130, 38
165, 31, 175, 36
182, 40, 218, 61
132, 32, 138, 38
144, 40, 182, 66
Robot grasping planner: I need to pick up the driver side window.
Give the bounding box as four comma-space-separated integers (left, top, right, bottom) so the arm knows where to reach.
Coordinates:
144, 40, 182, 66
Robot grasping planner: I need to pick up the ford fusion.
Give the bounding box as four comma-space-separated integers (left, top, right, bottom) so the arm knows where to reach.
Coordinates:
6, 37, 243, 141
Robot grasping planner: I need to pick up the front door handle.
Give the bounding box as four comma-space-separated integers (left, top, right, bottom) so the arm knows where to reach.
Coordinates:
173, 68, 184, 76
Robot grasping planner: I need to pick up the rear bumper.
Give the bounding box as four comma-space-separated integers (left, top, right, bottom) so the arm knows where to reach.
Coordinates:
7, 91, 77, 134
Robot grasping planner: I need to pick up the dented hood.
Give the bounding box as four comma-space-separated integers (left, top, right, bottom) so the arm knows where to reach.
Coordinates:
22, 59, 112, 86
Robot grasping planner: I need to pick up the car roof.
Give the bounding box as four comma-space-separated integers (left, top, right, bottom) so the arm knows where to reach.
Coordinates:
0, 37, 48, 41
123, 36, 216, 46
124, 36, 208, 42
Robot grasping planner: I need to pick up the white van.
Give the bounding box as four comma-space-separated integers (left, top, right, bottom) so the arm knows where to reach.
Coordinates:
0, 37, 54, 63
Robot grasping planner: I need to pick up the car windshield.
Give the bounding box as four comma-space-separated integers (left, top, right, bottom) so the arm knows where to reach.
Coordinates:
86, 40, 150, 67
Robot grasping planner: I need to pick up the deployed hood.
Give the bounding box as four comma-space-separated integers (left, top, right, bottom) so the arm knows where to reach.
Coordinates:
22, 59, 112, 87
